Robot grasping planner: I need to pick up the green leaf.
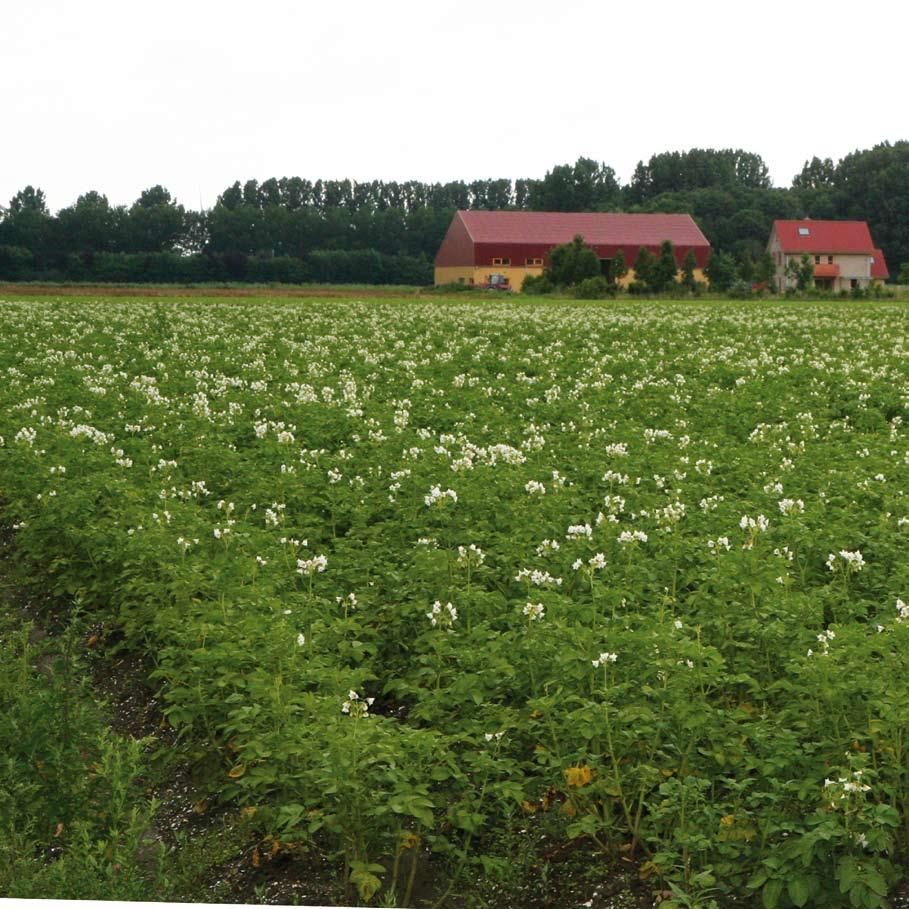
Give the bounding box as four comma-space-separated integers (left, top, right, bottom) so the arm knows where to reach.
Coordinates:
864, 868, 887, 897
837, 856, 858, 893
349, 869, 382, 902
762, 878, 783, 909
746, 869, 769, 891
787, 875, 812, 907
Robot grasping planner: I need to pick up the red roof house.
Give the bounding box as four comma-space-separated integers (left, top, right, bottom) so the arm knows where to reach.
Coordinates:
434, 210, 711, 290
767, 220, 888, 292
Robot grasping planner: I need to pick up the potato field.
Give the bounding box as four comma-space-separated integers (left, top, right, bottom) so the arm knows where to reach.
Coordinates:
3, 296, 909, 908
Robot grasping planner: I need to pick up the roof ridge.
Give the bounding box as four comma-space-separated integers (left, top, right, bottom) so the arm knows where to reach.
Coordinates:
457, 210, 476, 241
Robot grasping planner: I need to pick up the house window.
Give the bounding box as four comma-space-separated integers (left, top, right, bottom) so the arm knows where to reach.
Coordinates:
526, 257, 544, 267
815, 255, 821, 265
827, 256, 833, 264
798, 227, 810, 236
458, 277, 465, 284
491, 257, 511, 267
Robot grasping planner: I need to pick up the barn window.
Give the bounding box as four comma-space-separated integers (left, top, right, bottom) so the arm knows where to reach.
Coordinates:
526, 257, 543, 266
798, 227, 810, 236
492, 257, 511, 267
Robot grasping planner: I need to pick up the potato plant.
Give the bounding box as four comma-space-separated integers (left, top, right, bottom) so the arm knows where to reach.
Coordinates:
2, 296, 909, 906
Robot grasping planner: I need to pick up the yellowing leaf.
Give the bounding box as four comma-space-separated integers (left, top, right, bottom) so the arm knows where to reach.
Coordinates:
228, 764, 246, 779
564, 765, 593, 788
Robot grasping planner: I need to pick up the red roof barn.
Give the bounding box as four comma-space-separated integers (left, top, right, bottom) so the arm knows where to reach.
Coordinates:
434, 210, 711, 290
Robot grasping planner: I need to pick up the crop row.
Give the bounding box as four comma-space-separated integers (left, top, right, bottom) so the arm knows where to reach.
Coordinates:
2, 298, 909, 906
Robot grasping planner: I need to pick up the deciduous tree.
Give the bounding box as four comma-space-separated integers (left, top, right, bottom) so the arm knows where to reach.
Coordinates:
545, 235, 600, 286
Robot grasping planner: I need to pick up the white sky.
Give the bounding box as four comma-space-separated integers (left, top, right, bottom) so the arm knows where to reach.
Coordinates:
3, 0, 906, 213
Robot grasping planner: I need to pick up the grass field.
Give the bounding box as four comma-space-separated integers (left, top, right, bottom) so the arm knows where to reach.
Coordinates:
3, 294, 909, 908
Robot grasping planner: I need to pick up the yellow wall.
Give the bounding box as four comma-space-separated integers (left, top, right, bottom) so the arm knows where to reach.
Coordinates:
434, 266, 707, 292
434, 265, 543, 291
615, 268, 707, 288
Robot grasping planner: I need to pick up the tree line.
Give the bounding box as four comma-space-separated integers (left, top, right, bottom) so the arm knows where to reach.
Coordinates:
1, 142, 907, 285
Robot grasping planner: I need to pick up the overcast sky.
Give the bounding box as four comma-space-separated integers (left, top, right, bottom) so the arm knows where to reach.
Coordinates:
3, 0, 906, 212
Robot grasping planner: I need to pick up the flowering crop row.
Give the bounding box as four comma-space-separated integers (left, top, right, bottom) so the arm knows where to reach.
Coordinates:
3, 297, 909, 905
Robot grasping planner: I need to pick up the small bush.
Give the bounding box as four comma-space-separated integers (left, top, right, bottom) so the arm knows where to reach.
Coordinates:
573, 276, 614, 300
520, 274, 554, 295
727, 280, 753, 299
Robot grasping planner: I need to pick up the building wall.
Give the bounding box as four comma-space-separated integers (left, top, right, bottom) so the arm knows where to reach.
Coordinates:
434, 265, 708, 292
434, 265, 544, 290
829, 254, 872, 278
471, 242, 711, 270
434, 213, 477, 268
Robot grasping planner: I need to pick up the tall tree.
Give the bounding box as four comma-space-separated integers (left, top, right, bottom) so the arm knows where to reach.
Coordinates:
680, 250, 698, 291
792, 156, 836, 189
704, 251, 737, 290
126, 186, 186, 253
529, 158, 621, 211
649, 240, 679, 292
57, 191, 121, 254
628, 149, 771, 204
832, 141, 909, 277
545, 234, 600, 286
0, 186, 55, 265
9, 185, 49, 215
611, 248, 628, 286
632, 247, 655, 287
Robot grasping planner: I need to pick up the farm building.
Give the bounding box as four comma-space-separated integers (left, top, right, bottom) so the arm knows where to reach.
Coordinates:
434, 211, 711, 291
767, 220, 889, 293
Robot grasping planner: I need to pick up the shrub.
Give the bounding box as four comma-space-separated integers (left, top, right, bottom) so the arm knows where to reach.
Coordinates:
727, 279, 753, 299
545, 235, 600, 287
573, 276, 614, 299
520, 274, 554, 295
